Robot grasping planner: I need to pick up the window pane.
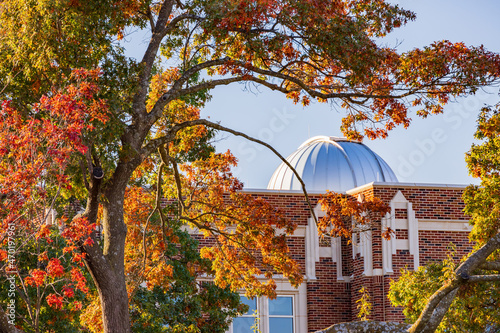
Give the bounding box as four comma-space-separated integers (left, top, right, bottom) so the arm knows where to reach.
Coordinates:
233, 317, 256, 333
269, 317, 293, 333
240, 296, 257, 315
269, 297, 293, 316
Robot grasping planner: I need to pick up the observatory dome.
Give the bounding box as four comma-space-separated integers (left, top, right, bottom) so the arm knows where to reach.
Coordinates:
267, 136, 398, 192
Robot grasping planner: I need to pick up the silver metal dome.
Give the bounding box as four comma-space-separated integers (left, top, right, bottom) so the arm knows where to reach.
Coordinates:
267, 136, 398, 192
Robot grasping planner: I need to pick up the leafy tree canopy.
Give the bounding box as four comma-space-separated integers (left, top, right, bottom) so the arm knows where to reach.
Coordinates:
1, 1, 500, 332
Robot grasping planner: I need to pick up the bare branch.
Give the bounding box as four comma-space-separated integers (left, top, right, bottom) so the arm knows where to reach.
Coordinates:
468, 274, 500, 282
144, 119, 318, 225
159, 145, 186, 214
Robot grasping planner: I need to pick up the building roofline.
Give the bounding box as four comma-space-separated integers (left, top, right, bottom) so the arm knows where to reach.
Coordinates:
243, 182, 470, 196
242, 188, 327, 195
346, 181, 469, 194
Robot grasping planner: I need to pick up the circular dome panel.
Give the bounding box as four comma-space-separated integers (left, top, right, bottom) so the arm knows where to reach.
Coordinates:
267, 136, 398, 192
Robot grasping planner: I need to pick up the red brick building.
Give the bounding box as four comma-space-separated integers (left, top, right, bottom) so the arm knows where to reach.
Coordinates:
226, 136, 472, 333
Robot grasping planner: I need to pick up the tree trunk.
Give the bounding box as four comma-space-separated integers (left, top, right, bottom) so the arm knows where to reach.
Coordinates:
100, 195, 130, 333
98, 272, 130, 333
84, 249, 130, 333
82, 171, 132, 333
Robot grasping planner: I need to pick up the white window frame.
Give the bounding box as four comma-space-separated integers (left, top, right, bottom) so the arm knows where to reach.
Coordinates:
267, 295, 294, 333
228, 280, 307, 333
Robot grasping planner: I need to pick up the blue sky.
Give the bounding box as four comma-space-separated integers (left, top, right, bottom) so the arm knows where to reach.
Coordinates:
202, 1, 500, 189
125, 1, 500, 189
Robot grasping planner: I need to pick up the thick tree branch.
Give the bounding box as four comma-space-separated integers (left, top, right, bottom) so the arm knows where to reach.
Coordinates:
146, 6, 155, 31
408, 283, 459, 333
455, 232, 500, 276
480, 261, 500, 271
418, 288, 458, 333
131, 0, 176, 118
468, 274, 500, 282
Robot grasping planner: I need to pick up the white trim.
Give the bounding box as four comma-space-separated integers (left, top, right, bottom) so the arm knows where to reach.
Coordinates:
382, 214, 393, 274
241, 188, 327, 195
275, 225, 307, 237
395, 219, 408, 229
306, 204, 328, 280
396, 239, 409, 250
346, 181, 468, 195
319, 246, 331, 258
395, 219, 471, 232
305, 217, 319, 280
383, 190, 423, 274
332, 237, 343, 281
352, 233, 359, 259
245, 182, 468, 195
418, 220, 472, 232
407, 203, 419, 270
391, 190, 408, 205
360, 230, 373, 276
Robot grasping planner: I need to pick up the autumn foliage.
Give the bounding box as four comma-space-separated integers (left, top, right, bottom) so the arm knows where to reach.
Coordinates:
2, 0, 500, 332
318, 191, 391, 240
0, 69, 106, 332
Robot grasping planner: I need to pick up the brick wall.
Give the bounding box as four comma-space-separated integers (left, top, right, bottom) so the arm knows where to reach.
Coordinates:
419, 231, 472, 265
245, 191, 321, 226
192, 185, 473, 332
307, 259, 351, 332
371, 186, 467, 220
330, 184, 471, 328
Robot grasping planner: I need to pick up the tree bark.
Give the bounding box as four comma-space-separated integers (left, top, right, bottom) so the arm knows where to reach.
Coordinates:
0, 305, 24, 333
96, 270, 130, 333
80, 160, 134, 333
316, 321, 410, 333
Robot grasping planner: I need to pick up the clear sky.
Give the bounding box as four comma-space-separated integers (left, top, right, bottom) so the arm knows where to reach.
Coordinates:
125, 1, 500, 189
